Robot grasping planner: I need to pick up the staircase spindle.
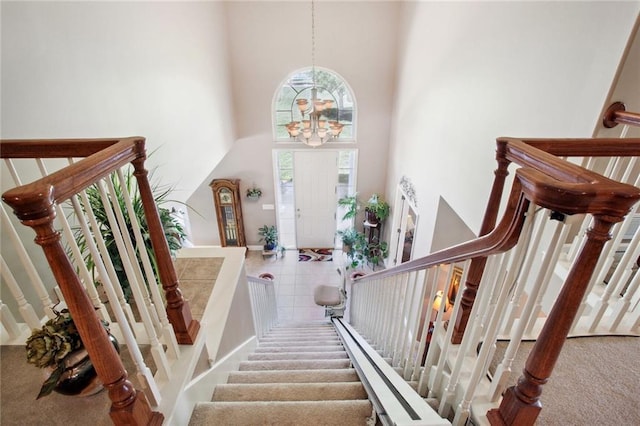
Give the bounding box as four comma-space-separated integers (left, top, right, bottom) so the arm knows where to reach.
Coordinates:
115, 168, 180, 359
0, 256, 41, 329
132, 156, 200, 344
1, 204, 55, 319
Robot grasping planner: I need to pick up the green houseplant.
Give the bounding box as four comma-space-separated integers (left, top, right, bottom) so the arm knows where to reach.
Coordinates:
74, 166, 187, 302
258, 225, 278, 251
25, 306, 118, 399
336, 227, 360, 254
337, 193, 360, 221
366, 240, 389, 269
365, 193, 390, 224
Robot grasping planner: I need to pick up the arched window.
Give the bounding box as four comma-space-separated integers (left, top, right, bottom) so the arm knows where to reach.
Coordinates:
273, 67, 356, 143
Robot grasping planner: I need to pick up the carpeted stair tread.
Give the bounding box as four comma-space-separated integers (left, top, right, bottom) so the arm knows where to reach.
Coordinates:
254, 345, 344, 353
189, 321, 371, 425
211, 382, 367, 401
189, 400, 372, 426
259, 336, 341, 343
239, 359, 351, 370
259, 340, 342, 347
271, 324, 334, 329
248, 351, 348, 361
227, 369, 360, 384
264, 329, 338, 335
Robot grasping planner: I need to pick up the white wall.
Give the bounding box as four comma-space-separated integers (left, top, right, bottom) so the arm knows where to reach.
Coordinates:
388, 2, 640, 256
188, 1, 400, 245
1, 1, 236, 316
1, 1, 235, 203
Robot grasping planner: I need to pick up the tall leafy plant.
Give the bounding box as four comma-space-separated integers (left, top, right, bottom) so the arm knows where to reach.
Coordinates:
74, 166, 187, 301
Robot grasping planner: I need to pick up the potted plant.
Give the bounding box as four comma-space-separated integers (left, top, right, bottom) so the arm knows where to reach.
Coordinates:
336, 227, 360, 254
74, 166, 188, 302
337, 193, 360, 221
246, 187, 262, 201
345, 231, 368, 270
366, 240, 389, 269
258, 225, 278, 251
25, 306, 119, 399
365, 193, 390, 225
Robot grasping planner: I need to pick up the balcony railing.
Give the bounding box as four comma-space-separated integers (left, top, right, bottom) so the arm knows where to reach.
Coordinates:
348, 106, 640, 425
1, 137, 200, 424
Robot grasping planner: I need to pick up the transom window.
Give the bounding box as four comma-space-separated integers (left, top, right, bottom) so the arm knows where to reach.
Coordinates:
273, 67, 356, 142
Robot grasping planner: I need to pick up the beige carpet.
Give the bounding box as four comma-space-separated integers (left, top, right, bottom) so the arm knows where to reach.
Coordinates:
189, 323, 373, 425
0, 257, 222, 426
491, 336, 640, 425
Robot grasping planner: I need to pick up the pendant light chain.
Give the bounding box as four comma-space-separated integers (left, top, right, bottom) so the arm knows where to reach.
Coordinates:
285, 0, 344, 146
311, 0, 316, 87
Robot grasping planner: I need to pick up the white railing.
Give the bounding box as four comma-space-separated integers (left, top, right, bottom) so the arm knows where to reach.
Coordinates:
247, 274, 279, 338
347, 134, 640, 425
349, 199, 640, 425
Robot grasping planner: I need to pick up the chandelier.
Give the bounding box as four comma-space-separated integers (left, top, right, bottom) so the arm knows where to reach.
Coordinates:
285, 0, 343, 147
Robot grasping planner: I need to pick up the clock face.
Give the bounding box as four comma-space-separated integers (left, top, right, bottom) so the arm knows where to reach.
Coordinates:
219, 191, 232, 204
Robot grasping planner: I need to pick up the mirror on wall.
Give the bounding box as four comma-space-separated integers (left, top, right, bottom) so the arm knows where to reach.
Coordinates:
389, 181, 418, 266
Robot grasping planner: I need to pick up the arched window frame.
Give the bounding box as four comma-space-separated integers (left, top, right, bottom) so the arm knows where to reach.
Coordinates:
272, 66, 357, 143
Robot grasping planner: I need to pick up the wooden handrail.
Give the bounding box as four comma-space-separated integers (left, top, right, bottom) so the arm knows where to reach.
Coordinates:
1, 137, 201, 425
602, 101, 640, 128
356, 137, 640, 284
0, 138, 125, 158
353, 137, 640, 425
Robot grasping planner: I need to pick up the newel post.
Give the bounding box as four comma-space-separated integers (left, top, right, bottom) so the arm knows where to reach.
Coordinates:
2, 187, 163, 425
452, 142, 510, 343
486, 215, 619, 425
132, 156, 200, 344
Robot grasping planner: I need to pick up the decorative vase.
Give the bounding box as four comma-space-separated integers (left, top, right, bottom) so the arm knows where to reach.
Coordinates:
51, 334, 120, 397
247, 194, 260, 201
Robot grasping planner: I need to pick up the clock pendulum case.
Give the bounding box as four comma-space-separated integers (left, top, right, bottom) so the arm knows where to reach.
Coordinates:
210, 178, 247, 247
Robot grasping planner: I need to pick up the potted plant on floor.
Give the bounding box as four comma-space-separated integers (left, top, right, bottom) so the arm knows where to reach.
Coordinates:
74, 166, 188, 302
365, 193, 390, 225
336, 227, 360, 255
258, 225, 278, 251
366, 240, 389, 270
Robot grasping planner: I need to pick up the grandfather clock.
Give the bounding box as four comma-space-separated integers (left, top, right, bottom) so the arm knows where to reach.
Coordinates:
210, 178, 246, 247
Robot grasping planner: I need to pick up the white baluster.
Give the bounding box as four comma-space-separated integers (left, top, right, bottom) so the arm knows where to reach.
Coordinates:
99, 178, 172, 381
525, 220, 571, 336
71, 190, 162, 405
0, 256, 41, 329
1, 205, 55, 319
34, 159, 111, 322
115, 169, 179, 358
1, 300, 22, 340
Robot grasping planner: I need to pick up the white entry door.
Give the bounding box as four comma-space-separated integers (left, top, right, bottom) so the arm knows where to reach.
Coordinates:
294, 150, 338, 248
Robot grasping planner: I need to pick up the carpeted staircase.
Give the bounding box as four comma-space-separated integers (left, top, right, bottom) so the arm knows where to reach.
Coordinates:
189, 322, 373, 425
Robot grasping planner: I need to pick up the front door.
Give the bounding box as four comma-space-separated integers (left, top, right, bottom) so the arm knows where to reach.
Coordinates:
294, 150, 338, 248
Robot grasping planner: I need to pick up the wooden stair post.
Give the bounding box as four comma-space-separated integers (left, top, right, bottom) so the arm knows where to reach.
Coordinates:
486, 214, 623, 425
2, 187, 163, 426
452, 141, 510, 343
132, 156, 200, 344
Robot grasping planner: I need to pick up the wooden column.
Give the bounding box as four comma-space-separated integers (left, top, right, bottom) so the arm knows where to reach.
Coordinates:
486, 215, 618, 425
3, 187, 163, 426
132, 157, 200, 344
452, 141, 510, 343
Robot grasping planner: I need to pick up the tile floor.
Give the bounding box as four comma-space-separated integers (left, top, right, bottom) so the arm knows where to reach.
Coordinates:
244, 249, 346, 323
